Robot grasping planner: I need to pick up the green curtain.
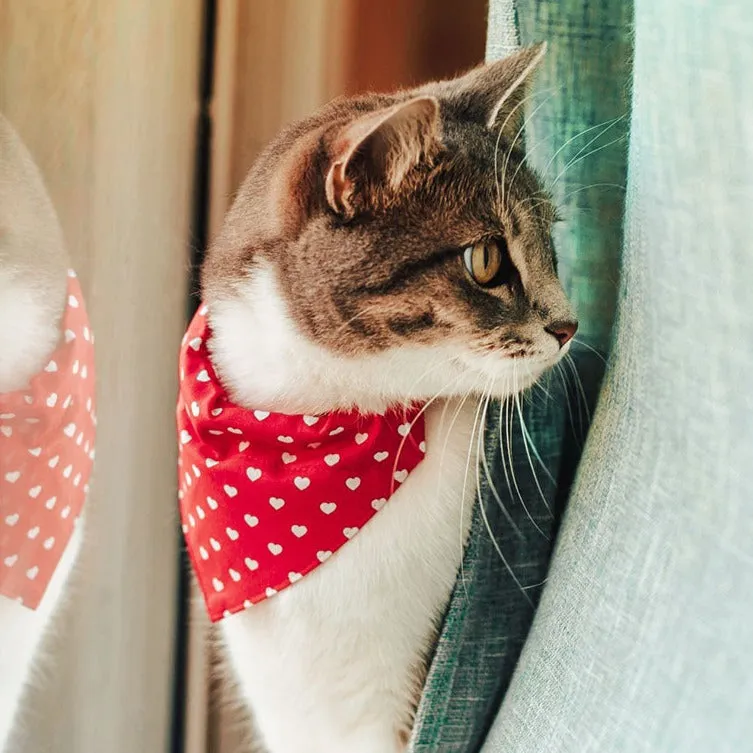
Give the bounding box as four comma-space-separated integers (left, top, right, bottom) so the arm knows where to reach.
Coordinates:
411, 2, 632, 750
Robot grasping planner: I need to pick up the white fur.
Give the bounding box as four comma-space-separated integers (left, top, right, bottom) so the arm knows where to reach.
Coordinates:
210, 264, 557, 752
0, 528, 81, 751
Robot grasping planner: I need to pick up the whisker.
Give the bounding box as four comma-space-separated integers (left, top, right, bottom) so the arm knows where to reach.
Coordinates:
390, 370, 466, 494
519, 181, 626, 217
572, 337, 607, 365
500, 92, 558, 213
439, 384, 477, 603
551, 134, 627, 190
476, 387, 533, 605
506, 363, 548, 538
517, 407, 557, 486
541, 114, 626, 182
480, 382, 524, 540
553, 361, 580, 446
493, 86, 560, 210
514, 389, 553, 516
564, 351, 591, 429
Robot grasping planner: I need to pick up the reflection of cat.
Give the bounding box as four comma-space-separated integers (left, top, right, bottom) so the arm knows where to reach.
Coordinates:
184, 45, 577, 752
0, 115, 93, 751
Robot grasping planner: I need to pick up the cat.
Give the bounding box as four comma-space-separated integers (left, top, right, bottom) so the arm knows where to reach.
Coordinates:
184, 43, 576, 752
0, 114, 93, 751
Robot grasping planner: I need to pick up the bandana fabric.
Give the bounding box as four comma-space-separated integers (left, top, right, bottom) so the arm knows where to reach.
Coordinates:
0, 270, 95, 609
177, 306, 426, 622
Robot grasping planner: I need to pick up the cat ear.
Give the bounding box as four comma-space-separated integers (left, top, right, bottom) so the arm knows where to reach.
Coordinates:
440, 43, 547, 138
325, 96, 441, 217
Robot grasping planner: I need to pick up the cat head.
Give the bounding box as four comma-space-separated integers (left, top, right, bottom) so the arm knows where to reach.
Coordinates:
204, 44, 578, 413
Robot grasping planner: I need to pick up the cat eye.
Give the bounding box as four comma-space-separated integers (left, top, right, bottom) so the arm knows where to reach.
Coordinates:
462, 238, 513, 288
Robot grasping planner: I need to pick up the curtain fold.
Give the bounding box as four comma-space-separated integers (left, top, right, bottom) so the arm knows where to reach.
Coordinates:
412, 1, 634, 749
481, 1, 753, 751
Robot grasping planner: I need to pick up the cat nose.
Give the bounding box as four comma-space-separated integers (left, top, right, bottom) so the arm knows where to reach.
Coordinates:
545, 319, 578, 348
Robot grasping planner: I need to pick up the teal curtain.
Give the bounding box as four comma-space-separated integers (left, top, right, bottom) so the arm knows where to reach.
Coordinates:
413, 1, 753, 751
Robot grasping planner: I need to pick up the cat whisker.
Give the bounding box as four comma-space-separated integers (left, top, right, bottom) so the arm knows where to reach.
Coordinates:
493, 86, 560, 211
564, 351, 591, 429
506, 363, 548, 538
520, 181, 626, 217
480, 376, 524, 540
550, 133, 627, 191
517, 395, 557, 487
390, 369, 467, 494
571, 337, 607, 365
541, 114, 626, 186
476, 384, 532, 605
500, 91, 558, 214
514, 389, 553, 517
553, 360, 580, 446
507, 112, 625, 208
453, 376, 489, 602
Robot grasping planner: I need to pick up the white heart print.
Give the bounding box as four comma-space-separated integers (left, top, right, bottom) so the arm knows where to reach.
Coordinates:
345, 477, 361, 491
269, 497, 285, 510
268, 542, 283, 555
294, 476, 310, 490
324, 453, 340, 466
319, 502, 336, 515
246, 467, 262, 482
291, 525, 307, 538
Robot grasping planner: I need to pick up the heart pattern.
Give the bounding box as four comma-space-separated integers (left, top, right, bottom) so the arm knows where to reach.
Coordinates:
176, 304, 426, 622
0, 271, 95, 609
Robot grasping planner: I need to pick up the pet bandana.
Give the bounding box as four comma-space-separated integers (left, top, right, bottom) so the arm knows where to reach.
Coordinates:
177, 305, 426, 622
0, 270, 95, 609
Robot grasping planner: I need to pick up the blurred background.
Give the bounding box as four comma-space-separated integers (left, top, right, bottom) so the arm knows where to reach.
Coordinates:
0, 1, 485, 751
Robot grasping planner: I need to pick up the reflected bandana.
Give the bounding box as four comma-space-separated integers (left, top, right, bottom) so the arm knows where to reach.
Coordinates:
177, 305, 426, 622
0, 271, 95, 609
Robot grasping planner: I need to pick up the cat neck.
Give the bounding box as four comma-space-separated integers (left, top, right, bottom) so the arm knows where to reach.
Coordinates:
206, 263, 465, 416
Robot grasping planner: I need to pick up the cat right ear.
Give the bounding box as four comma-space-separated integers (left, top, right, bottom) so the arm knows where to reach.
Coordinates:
325, 97, 441, 218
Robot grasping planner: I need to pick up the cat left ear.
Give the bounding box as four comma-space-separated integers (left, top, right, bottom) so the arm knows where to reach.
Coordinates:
325, 96, 441, 218
439, 42, 547, 138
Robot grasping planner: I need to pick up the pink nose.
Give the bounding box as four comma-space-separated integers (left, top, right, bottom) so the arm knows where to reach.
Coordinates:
545, 320, 578, 348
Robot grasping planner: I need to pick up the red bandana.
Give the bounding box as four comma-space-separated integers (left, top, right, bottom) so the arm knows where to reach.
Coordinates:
0, 271, 95, 609
177, 306, 426, 622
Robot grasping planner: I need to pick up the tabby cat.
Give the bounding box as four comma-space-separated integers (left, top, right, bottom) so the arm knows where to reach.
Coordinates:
179, 43, 576, 752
